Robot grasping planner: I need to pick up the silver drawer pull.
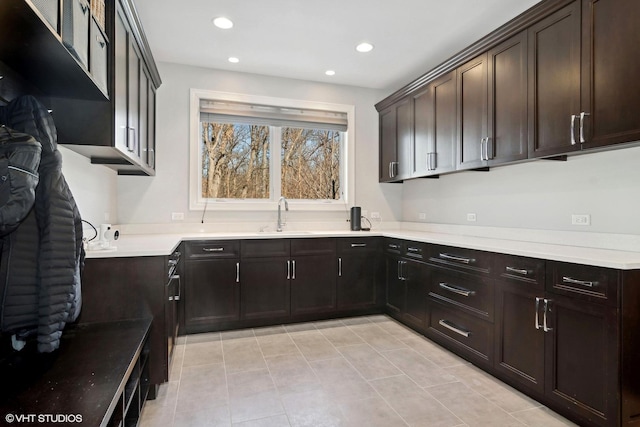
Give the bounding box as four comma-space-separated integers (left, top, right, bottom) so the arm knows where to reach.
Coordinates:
388, 244, 400, 249
439, 253, 475, 264
438, 320, 471, 338
562, 276, 598, 288
506, 266, 531, 276
351, 243, 367, 248
439, 282, 475, 297
407, 247, 421, 253
203, 247, 224, 252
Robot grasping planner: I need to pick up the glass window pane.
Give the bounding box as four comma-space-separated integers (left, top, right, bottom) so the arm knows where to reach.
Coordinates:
281, 127, 341, 200
201, 122, 270, 199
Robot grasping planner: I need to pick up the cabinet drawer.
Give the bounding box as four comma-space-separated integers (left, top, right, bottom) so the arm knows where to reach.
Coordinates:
495, 254, 545, 289
242, 239, 289, 258
185, 240, 239, 259
384, 238, 403, 255
427, 244, 492, 275
428, 300, 493, 363
428, 268, 493, 321
337, 237, 380, 254
547, 261, 619, 305
403, 241, 428, 260
291, 238, 335, 256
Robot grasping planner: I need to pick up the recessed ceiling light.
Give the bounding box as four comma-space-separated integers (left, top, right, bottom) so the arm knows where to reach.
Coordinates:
228, 57, 239, 63
356, 42, 374, 53
325, 70, 335, 76
213, 17, 233, 29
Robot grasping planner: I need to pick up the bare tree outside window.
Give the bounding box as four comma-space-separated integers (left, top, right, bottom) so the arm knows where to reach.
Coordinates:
281, 127, 341, 200
201, 122, 270, 198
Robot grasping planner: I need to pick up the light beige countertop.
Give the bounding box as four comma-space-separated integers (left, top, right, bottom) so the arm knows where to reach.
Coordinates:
84, 225, 640, 270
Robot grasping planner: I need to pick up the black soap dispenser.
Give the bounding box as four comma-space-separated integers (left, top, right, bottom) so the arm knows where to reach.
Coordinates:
350, 206, 361, 231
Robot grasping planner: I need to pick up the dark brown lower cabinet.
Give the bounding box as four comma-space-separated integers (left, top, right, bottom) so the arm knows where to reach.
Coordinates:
544, 293, 619, 426
336, 238, 382, 311
184, 258, 240, 332
384, 252, 428, 332
290, 254, 337, 316
494, 279, 545, 394
385, 255, 405, 316
241, 256, 291, 320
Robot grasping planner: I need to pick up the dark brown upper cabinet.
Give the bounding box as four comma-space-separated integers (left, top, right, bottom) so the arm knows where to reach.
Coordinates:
528, 1, 582, 158
487, 31, 529, 165
529, 0, 640, 158
412, 71, 457, 177
379, 97, 412, 182
579, 0, 640, 150
457, 53, 489, 171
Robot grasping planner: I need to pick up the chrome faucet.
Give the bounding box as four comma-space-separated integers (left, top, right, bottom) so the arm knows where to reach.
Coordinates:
277, 197, 289, 232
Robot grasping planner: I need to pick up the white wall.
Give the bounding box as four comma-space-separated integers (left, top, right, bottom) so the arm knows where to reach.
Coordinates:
402, 145, 640, 235
60, 146, 118, 229
116, 62, 402, 228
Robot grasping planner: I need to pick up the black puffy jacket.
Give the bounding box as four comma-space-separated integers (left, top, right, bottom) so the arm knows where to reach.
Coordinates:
0, 95, 84, 353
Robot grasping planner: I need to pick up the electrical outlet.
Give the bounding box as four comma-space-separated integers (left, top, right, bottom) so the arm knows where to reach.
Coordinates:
370, 212, 381, 219
467, 213, 477, 222
571, 214, 590, 226
171, 212, 185, 221
418, 212, 426, 220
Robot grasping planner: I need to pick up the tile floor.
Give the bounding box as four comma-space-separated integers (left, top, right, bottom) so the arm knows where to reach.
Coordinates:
139, 315, 577, 427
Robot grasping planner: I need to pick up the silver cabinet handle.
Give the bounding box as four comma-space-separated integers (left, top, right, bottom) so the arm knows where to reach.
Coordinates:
203, 247, 224, 252
439, 282, 475, 297
174, 275, 181, 301
543, 298, 552, 332
562, 276, 598, 288
236, 262, 240, 283
439, 253, 475, 264
388, 244, 400, 250
287, 260, 291, 280
351, 243, 367, 248
535, 297, 542, 330
292, 260, 296, 280
338, 257, 342, 277
485, 137, 492, 160
397, 260, 402, 280
570, 114, 577, 145
480, 138, 487, 161
126, 127, 136, 152
579, 112, 590, 143
506, 266, 530, 276
426, 153, 431, 171
388, 162, 393, 178
438, 319, 471, 338
427, 152, 437, 171
148, 148, 155, 168
407, 247, 421, 253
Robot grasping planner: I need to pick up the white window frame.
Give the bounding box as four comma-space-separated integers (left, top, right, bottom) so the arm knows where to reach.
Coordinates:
189, 89, 356, 211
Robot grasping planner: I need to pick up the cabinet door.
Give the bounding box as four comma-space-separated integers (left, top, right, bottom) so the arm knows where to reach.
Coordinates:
338, 253, 379, 310
241, 257, 290, 320
412, 87, 430, 177
290, 254, 336, 316
385, 256, 405, 316
139, 69, 149, 168
114, 8, 129, 156
528, 1, 582, 158
403, 260, 428, 332
494, 281, 545, 394
488, 31, 528, 165
379, 106, 397, 182
379, 99, 411, 182
580, 0, 640, 149
544, 294, 618, 425
457, 53, 488, 170
147, 85, 156, 169
128, 40, 141, 159
184, 259, 240, 331
430, 71, 457, 175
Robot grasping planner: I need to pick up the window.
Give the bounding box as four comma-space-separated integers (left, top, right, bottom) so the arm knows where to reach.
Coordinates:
190, 90, 355, 211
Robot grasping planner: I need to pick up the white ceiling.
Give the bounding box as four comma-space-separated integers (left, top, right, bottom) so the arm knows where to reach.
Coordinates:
132, 0, 541, 92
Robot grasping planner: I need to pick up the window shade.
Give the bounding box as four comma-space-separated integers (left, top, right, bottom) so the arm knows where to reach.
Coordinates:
200, 99, 348, 132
